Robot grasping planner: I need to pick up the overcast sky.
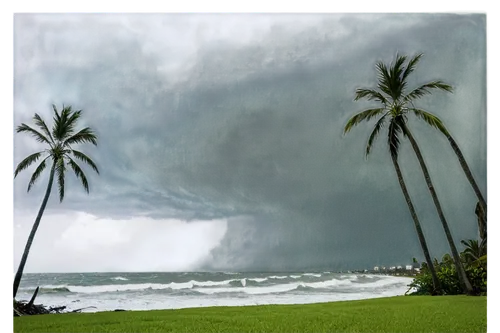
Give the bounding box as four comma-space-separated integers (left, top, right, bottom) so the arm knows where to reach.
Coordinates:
12, 13, 488, 273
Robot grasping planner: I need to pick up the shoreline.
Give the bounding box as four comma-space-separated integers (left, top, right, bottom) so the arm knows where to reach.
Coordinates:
16, 273, 414, 313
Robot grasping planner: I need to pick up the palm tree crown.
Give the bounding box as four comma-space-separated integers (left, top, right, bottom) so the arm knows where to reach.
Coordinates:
344, 53, 452, 157
15, 105, 99, 201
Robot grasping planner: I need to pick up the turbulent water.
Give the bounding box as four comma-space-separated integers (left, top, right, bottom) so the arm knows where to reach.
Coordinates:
17, 272, 413, 313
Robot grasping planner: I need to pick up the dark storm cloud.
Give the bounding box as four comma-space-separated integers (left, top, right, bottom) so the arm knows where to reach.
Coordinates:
13, 13, 486, 271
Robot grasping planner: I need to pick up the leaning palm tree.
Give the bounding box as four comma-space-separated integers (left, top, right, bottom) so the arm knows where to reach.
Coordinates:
13, 105, 99, 298
344, 53, 474, 294
344, 77, 441, 294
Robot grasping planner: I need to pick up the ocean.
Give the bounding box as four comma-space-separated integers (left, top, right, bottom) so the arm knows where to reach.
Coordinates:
17, 272, 413, 313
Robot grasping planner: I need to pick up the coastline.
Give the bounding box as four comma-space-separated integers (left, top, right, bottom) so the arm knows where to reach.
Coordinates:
16, 272, 414, 313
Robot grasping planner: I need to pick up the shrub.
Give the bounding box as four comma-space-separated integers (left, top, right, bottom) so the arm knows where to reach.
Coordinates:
407, 247, 486, 296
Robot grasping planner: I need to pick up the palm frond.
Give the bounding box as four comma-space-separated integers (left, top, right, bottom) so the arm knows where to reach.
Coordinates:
354, 88, 388, 105
68, 157, 90, 193
53, 105, 80, 141
404, 81, 453, 102
56, 157, 66, 202
14, 152, 43, 178
393, 53, 407, 76
33, 113, 55, 144
16, 124, 51, 145
387, 118, 403, 158
60, 105, 71, 125
411, 109, 449, 135
376, 61, 393, 98
27, 157, 50, 192
52, 104, 62, 137
64, 127, 98, 147
402, 53, 423, 83
390, 54, 407, 98
63, 108, 82, 138
71, 150, 100, 174
365, 114, 387, 156
344, 108, 385, 134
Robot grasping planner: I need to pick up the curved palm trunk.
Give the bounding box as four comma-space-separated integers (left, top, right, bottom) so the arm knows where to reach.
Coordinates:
475, 202, 486, 243
446, 133, 487, 215
405, 128, 474, 295
391, 153, 441, 295
13, 163, 55, 298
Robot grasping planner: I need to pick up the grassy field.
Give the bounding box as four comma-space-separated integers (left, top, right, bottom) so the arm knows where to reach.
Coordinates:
14, 295, 486, 333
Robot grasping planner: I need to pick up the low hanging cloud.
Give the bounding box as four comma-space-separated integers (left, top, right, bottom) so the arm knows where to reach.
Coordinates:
13, 13, 486, 272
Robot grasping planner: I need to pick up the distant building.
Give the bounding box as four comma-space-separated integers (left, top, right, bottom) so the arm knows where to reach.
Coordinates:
397, 265, 403, 270
374, 266, 379, 271
389, 266, 396, 271
406, 265, 413, 270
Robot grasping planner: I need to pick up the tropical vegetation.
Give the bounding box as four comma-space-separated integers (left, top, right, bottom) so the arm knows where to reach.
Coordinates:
343, 53, 486, 295
13, 105, 99, 298
408, 239, 487, 296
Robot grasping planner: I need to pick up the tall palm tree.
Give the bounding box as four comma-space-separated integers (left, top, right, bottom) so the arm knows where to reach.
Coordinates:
13, 105, 99, 298
344, 53, 474, 294
344, 83, 441, 294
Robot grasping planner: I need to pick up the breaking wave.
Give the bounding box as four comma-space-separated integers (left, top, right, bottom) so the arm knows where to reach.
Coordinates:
111, 276, 129, 281
19, 274, 408, 296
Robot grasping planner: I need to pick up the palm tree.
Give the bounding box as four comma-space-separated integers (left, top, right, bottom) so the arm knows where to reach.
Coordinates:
13, 105, 99, 298
344, 87, 441, 294
344, 53, 474, 294
460, 239, 486, 265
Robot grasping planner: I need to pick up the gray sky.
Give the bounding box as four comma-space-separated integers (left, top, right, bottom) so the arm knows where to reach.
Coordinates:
12, 13, 488, 273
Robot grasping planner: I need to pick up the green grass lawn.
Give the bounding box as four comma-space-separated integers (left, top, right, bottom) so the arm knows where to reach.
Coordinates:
14, 295, 486, 333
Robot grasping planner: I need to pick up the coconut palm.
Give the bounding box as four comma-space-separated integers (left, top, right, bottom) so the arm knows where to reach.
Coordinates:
344, 53, 475, 295
13, 105, 99, 298
344, 67, 441, 294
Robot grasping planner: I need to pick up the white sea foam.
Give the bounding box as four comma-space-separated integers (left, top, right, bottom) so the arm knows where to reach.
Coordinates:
18, 273, 413, 313
32, 279, 240, 294
248, 277, 268, 283
27, 286, 411, 313
196, 277, 365, 295
111, 276, 129, 281
303, 273, 322, 277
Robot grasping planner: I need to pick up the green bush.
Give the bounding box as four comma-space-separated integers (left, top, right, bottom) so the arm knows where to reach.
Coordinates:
407, 247, 486, 296
467, 266, 487, 295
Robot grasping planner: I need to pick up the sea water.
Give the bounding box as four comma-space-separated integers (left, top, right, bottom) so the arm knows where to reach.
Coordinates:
16, 272, 413, 312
